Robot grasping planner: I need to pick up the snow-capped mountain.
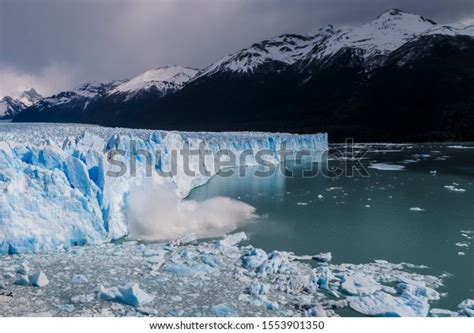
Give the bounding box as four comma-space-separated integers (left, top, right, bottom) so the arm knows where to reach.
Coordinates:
41, 81, 123, 106
194, 33, 322, 78
18, 88, 43, 107
195, 9, 473, 78
0, 88, 43, 119
0, 96, 23, 119
13, 9, 474, 142
109, 66, 198, 99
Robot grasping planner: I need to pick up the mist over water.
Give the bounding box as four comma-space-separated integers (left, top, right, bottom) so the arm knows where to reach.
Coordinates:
127, 182, 257, 241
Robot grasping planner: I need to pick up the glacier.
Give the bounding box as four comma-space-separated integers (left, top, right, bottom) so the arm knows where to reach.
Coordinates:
0, 123, 327, 254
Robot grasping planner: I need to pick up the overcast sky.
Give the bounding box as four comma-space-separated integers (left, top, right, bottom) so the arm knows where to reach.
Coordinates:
1, 0, 473, 98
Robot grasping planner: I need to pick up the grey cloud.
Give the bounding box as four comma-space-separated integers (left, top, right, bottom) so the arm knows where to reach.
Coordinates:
1, 0, 473, 97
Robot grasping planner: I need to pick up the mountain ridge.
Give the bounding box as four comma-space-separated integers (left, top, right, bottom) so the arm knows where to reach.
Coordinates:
13, 9, 474, 142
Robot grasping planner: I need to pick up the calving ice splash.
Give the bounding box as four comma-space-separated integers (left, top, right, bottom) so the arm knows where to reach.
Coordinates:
0, 123, 327, 254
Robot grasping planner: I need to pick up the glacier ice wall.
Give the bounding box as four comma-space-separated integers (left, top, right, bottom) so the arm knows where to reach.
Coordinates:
0, 124, 327, 254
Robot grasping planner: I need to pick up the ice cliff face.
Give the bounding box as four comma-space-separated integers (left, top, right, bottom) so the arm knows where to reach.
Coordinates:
0, 123, 327, 254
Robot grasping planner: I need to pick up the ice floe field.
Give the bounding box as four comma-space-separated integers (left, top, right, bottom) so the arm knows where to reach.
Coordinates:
0, 123, 473, 317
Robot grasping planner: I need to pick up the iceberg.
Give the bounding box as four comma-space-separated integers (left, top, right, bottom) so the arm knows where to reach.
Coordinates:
98, 283, 154, 307
368, 163, 405, 171
0, 123, 327, 254
457, 299, 474, 317
29, 271, 49, 288
209, 304, 238, 317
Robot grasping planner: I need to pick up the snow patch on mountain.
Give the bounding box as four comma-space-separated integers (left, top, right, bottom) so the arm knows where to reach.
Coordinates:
35, 80, 123, 110
109, 66, 198, 98
196, 33, 325, 77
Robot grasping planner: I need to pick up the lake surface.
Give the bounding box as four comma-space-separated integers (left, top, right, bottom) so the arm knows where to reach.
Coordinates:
189, 143, 474, 311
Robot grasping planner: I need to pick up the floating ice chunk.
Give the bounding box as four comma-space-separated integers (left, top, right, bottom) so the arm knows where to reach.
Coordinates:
242, 248, 268, 270
98, 285, 122, 302
72, 275, 88, 284
368, 163, 405, 171
201, 255, 222, 268
447, 145, 474, 149
171, 233, 197, 246
365, 204, 371, 208
16, 262, 30, 275
409, 207, 425, 212
209, 304, 238, 317
58, 304, 75, 313
312, 265, 333, 290
162, 263, 210, 277
340, 274, 382, 296
458, 251, 466, 256
98, 283, 154, 307
397, 280, 439, 301
14, 275, 30, 286
455, 242, 469, 248
296, 202, 308, 206
256, 251, 289, 275
430, 308, 458, 317
247, 282, 270, 296
305, 306, 329, 317
220, 232, 248, 247
29, 271, 49, 287
349, 291, 429, 317
3, 272, 15, 279
143, 248, 166, 257
444, 185, 466, 192
317, 194, 324, 199
457, 299, 474, 317
266, 301, 279, 311
430, 170, 437, 176
314, 252, 332, 263
71, 293, 95, 304
118, 283, 155, 307
0, 280, 5, 289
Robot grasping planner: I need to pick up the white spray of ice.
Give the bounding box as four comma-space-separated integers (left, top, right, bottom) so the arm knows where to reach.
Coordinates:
127, 183, 257, 241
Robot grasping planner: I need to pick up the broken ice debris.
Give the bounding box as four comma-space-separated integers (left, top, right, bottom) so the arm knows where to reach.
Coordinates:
457, 299, 474, 317
16, 262, 30, 275
209, 304, 238, 317
368, 163, 405, 171
161, 263, 211, 277
72, 275, 88, 284
340, 274, 382, 296
29, 271, 49, 287
219, 232, 247, 247
98, 283, 154, 307
313, 252, 332, 262
444, 185, 466, 192
14, 275, 30, 286
409, 207, 425, 212
429, 308, 458, 317
349, 291, 429, 317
